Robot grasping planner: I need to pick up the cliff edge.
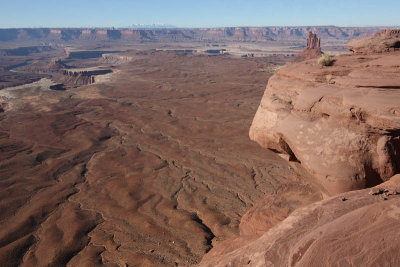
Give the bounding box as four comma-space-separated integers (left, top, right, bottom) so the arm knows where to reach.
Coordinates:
200, 30, 400, 266
250, 30, 400, 195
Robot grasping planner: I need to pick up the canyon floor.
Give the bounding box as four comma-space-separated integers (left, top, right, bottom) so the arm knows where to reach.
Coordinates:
0, 47, 327, 266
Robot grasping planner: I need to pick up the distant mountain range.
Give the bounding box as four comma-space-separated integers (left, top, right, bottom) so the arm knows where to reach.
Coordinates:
129, 24, 177, 29
0, 26, 394, 43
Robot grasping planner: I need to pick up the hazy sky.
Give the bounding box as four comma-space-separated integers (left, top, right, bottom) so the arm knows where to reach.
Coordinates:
1, 0, 399, 28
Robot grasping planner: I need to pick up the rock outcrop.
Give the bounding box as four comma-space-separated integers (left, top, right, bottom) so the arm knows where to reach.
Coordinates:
249, 38, 400, 195
49, 59, 69, 71
306, 32, 321, 50
200, 174, 400, 266
348, 29, 400, 53
200, 30, 400, 267
101, 53, 134, 64
54, 69, 112, 86
296, 32, 323, 59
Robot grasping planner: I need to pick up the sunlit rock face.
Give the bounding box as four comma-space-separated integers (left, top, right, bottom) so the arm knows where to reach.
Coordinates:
250, 31, 400, 195
348, 29, 400, 54
199, 174, 400, 267
200, 31, 400, 267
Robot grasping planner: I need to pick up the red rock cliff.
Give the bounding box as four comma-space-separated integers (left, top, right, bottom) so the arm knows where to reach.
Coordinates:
199, 30, 400, 267
250, 31, 400, 195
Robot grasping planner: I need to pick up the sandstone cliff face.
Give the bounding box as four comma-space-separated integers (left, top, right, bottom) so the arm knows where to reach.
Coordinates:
249, 46, 400, 195
200, 31, 400, 266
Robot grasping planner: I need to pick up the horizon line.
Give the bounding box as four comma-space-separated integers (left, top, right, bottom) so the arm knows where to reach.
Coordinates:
1, 25, 399, 30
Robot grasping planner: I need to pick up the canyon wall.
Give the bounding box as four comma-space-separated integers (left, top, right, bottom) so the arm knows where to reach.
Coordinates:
249, 31, 400, 195
200, 29, 400, 266
0, 26, 390, 43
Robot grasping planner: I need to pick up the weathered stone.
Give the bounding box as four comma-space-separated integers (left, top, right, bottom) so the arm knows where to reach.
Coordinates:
250, 41, 400, 195
348, 29, 400, 53
200, 31, 400, 267
297, 32, 323, 60
199, 175, 400, 267
307, 32, 321, 50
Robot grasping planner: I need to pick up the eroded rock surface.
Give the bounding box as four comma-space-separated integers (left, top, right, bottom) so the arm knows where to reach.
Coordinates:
199, 174, 400, 266
296, 32, 323, 60
200, 31, 400, 267
348, 29, 400, 54
0, 52, 306, 266
53, 69, 112, 87
250, 46, 400, 195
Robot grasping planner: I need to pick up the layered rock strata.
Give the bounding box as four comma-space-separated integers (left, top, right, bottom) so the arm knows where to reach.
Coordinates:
0, 26, 390, 43
55, 69, 112, 86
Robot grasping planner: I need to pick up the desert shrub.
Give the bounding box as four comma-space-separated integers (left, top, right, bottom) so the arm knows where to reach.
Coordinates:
318, 54, 334, 66
326, 74, 333, 84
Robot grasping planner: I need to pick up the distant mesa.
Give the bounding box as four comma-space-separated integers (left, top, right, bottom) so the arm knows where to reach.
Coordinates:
54, 69, 112, 87
0, 26, 391, 43
65, 50, 120, 59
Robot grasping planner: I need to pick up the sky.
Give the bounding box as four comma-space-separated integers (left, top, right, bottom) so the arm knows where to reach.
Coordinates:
0, 0, 399, 28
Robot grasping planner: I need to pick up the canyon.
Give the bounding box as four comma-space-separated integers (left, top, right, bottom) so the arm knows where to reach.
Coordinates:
0, 26, 399, 267
0, 46, 301, 266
